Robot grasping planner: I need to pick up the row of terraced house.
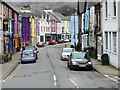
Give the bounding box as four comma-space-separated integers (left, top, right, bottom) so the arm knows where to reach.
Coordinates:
0, 1, 71, 58
77, 0, 120, 68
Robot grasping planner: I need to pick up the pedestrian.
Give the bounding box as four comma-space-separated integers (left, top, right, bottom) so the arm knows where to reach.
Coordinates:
65, 44, 66, 48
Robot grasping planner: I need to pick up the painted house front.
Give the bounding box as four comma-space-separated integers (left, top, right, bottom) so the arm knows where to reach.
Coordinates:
102, 0, 120, 68
30, 16, 36, 45
51, 20, 56, 41
0, 1, 3, 54
36, 18, 40, 44
71, 15, 78, 47
21, 17, 30, 45
2, 1, 19, 54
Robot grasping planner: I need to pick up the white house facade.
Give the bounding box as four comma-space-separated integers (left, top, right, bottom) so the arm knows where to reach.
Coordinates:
40, 13, 46, 43
102, 0, 120, 68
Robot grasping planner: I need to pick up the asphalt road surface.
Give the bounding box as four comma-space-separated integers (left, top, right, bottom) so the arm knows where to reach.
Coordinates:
2, 43, 118, 88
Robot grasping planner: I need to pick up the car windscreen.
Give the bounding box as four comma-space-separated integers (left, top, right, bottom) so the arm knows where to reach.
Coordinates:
23, 51, 33, 55
72, 53, 86, 59
39, 42, 43, 44
63, 49, 72, 52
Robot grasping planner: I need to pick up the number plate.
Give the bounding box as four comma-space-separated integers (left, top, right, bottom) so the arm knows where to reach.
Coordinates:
79, 64, 86, 67
26, 55, 30, 57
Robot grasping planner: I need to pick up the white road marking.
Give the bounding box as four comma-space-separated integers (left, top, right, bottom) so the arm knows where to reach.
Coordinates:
2, 80, 5, 82
53, 75, 57, 86
69, 78, 79, 88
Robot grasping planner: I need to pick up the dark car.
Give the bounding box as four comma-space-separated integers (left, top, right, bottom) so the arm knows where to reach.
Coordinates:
24, 45, 38, 60
21, 50, 36, 63
67, 52, 93, 70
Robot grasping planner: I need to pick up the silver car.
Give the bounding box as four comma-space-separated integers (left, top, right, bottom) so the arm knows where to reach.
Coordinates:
67, 52, 93, 70
61, 48, 74, 61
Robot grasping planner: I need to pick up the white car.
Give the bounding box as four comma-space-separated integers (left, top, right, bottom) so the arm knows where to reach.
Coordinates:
64, 39, 69, 42
61, 48, 74, 61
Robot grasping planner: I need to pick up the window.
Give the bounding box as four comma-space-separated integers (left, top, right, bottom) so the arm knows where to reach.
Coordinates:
113, 32, 117, 52
105, 32, 108, 49
0, 3, 2, 14
54, 27, 55, 32
0, 19, 2, 30
41, 27, 42, 32
113, 0, 116, 16
44, 26, 45, 32
8, 20, 10, 32
109, 32, 111, 51
105, 1, 108, 18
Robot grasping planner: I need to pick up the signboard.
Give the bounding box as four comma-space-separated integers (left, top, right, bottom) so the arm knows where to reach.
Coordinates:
3, 20, 8, 31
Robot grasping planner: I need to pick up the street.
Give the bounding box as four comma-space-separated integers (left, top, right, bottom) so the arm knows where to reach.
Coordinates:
2, 43, 118, 88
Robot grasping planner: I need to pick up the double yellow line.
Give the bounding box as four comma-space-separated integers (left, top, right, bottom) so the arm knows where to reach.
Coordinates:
95, 72, 119, 78
5, 64, 22, 81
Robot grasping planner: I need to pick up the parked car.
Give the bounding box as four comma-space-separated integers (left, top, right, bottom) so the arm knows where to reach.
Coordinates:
49, 40, 56, 45
25, 45, 38, 60
64, 39, 69, 42
58, 39, 64, 43
67, 52, 93, 70
61, 48, 74, 61
21, 50, 37, 63
36, 42, 44, 47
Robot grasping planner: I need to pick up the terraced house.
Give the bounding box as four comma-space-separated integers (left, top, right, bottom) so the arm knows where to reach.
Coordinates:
0, 0, 3, 54
102, 0, 120, 68
2, 1, 19, 54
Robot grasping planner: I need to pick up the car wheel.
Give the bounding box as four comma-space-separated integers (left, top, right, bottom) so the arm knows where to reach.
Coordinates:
69, 65, 73, 70
34, 60, 36, 63
88, 67, 93, 71
21, 61, 24, 64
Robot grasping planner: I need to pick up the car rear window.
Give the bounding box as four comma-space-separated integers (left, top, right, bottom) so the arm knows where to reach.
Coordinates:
63, 49, 72, 52
23, 51, 33, 55
25, 47, 34, 50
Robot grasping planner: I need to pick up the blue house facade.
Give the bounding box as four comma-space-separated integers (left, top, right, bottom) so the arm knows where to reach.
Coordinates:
84, 2, 90, 47
71, 15, 78, 47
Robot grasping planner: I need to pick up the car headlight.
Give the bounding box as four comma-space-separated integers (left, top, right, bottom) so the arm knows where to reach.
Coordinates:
72, 62, 77, 65
88, 62, 92, 64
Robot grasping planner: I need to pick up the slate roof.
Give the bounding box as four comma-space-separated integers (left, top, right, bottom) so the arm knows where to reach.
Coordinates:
78, 0, 101, 14
48, 12, 60, 22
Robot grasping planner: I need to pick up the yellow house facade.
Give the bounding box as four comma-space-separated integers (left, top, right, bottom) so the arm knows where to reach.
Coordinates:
30, 16, 36, 45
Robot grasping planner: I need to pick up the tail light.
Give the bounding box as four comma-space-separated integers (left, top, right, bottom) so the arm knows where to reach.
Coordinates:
21, 54, 23, 58
33, 54, 35, 57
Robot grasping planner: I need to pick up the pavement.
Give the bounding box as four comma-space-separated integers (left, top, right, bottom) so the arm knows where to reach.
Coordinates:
1, 52, 21, 80
91, 58, 119, 76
